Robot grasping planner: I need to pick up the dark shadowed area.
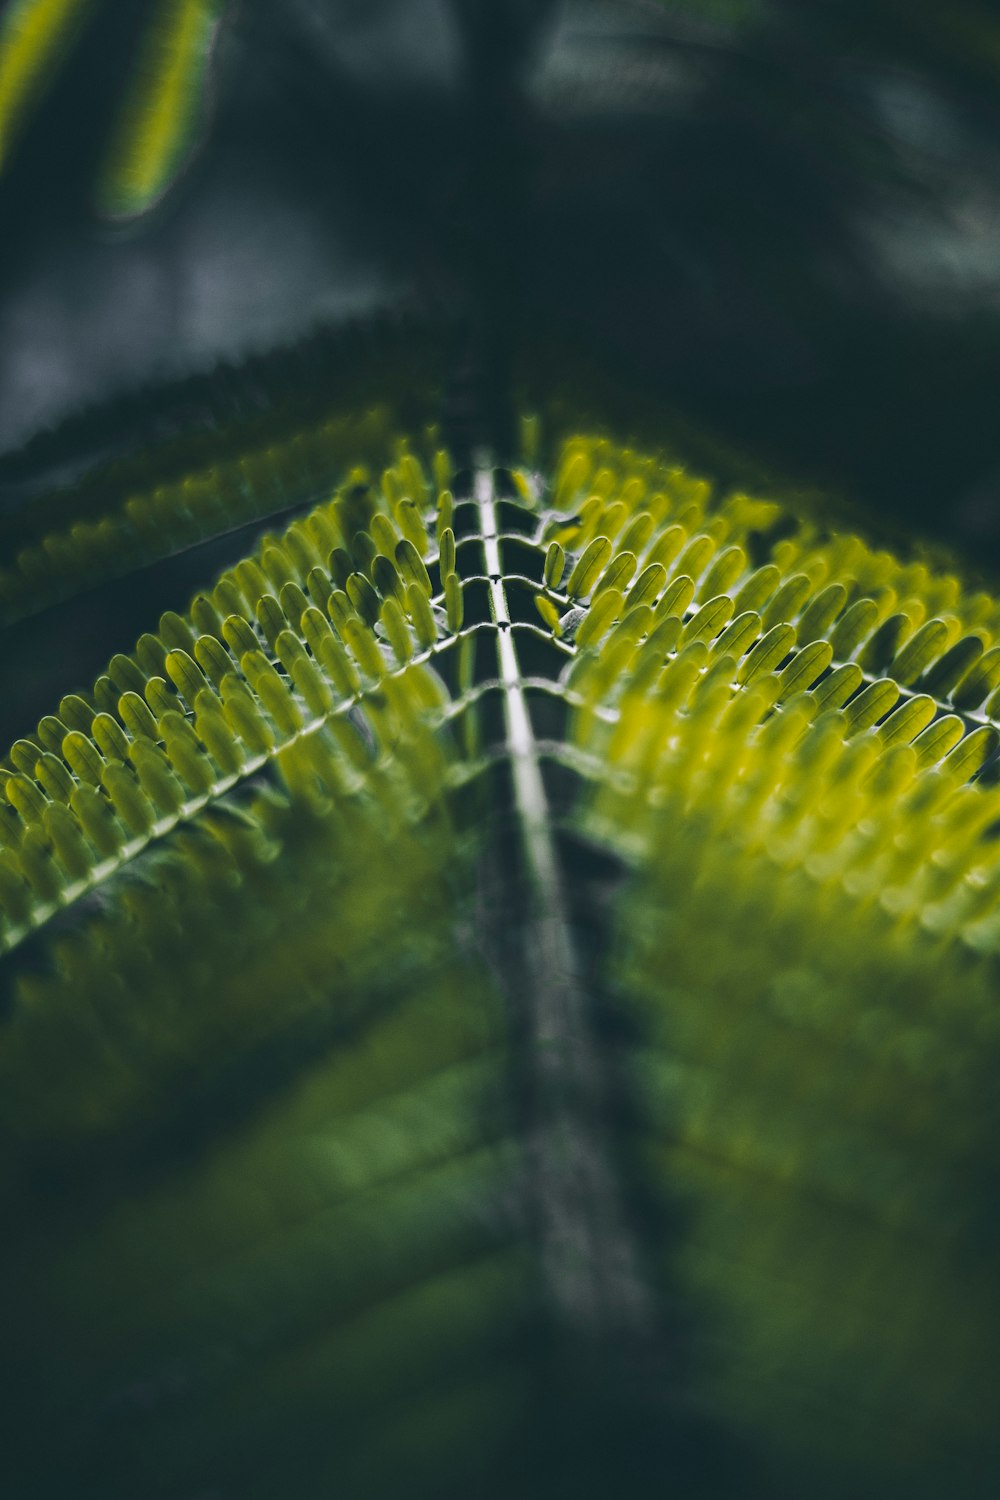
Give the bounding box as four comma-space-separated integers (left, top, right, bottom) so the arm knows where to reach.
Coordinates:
3, 0, 1000, 548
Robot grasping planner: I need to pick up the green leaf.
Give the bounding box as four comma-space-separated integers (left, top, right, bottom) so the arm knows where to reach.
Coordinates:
2, 398, 1000, 1499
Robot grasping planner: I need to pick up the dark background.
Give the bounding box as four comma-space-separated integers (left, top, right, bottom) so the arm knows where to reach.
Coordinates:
3, 0, 1000, 573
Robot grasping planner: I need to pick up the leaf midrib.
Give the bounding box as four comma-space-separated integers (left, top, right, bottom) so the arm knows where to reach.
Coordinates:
474, 461, 652, 1341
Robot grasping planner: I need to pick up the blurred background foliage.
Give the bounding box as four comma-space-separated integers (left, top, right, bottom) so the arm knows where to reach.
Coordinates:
3, 0, 1000, 561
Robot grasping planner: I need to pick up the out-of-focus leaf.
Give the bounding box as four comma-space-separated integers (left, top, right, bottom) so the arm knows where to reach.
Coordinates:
97, 0, 230, 220
0, 0, 232, 218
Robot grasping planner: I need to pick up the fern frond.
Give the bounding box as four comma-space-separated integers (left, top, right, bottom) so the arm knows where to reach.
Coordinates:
0, 314, 448, 626
0, 436, 455, 958
2, 406, 1000, 1498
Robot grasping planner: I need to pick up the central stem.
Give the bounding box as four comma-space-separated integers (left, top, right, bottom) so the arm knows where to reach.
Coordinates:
474, 462, 649, 1336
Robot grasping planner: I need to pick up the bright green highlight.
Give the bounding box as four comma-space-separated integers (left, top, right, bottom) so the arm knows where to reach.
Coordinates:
98, 0, 227, 219
0, 0, 92, 169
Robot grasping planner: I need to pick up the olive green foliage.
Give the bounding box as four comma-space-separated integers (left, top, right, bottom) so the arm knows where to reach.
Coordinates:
1, 396, 1000, 1498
